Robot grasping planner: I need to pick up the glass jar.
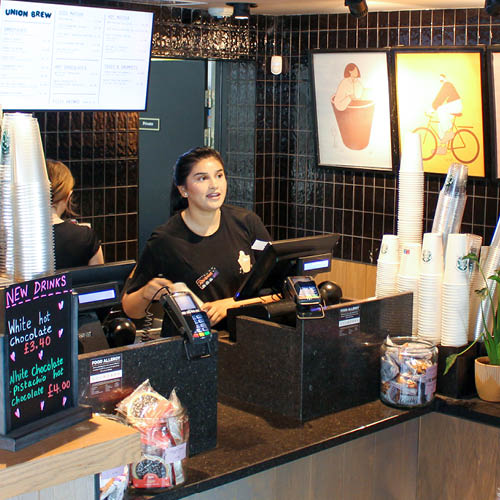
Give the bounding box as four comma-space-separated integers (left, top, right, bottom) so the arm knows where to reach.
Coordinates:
380, 336, 438, 408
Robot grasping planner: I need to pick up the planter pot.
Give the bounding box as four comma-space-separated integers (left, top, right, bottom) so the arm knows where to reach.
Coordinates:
474, 357, 500, 402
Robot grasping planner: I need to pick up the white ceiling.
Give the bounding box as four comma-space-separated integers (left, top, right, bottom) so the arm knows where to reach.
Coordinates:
168, 0, 485, 16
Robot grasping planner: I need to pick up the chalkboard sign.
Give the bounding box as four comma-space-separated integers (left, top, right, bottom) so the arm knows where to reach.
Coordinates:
3, 274, 74, 431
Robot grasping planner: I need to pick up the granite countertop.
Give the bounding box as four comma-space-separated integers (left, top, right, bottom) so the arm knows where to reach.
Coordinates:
126, 398, 431, 500
126, 395, 500, 500
435, 394, 500, 426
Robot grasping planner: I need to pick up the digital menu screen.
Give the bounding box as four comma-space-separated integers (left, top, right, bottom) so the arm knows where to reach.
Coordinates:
0, 1, 154, 110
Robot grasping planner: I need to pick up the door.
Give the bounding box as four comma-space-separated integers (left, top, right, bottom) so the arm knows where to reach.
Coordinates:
138, 59, 206, 251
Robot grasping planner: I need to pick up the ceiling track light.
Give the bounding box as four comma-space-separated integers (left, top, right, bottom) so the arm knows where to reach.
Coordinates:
345, 0, 368, 18
226, 2, 257, 20
486, 0, 500, 15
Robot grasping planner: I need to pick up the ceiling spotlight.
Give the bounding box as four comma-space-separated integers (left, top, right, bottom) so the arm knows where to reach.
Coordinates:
486, 0, 500, 15
226, 3, 257, 20
345, 0, 368, 18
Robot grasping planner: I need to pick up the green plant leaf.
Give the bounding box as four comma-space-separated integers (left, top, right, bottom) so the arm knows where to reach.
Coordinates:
464, 252, 479, 262
496, 290, 500, 337
475, 287, 488, 299
488, 275, 500, 284
443, 339, 479, 374
444, 354, 459, 375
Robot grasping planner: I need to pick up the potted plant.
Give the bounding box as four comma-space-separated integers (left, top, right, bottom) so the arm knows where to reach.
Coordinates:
444, 252, 500, 401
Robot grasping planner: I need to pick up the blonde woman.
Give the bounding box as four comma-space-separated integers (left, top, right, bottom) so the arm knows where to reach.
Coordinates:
46, 159, 104, 269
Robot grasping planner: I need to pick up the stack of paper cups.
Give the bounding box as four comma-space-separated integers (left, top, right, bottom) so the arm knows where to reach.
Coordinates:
376, 235, 400, 298
9, 114, 54, 281
469, 245, 500, 341
397, 242, 421, 335
397, 132, 424, 253
465, 234, 482, 279
417, 233, 444, 344
441, 234, 470, 347
469, 213, 500, 340
468, 246, 489, 339
431, 163, 468, 251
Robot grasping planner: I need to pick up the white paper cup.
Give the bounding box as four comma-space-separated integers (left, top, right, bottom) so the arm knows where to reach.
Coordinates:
443, 233, 470, 284
378, 234, 400, 263
399, 131, 423, 173
421, 233, 444, 274
441, 283, 469, 347
398, 243, 421, 277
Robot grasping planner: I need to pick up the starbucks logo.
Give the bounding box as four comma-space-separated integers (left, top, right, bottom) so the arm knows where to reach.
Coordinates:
456, 257, 468, 272
1, 132, 9, 157
422, 249, 432, 263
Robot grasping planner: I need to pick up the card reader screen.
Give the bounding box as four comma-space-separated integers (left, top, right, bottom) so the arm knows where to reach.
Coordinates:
175, 293, 197, 312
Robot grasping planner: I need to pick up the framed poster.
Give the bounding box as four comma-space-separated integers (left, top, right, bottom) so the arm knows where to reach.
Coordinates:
487, 48, 500, 180
310, 49, 396, 172
394, 47, 486, 177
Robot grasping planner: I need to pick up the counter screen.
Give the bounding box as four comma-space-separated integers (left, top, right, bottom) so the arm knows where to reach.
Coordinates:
77, 288, 116, 305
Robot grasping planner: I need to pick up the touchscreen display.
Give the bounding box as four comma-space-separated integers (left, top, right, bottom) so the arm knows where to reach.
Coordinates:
174, 293, 197, 312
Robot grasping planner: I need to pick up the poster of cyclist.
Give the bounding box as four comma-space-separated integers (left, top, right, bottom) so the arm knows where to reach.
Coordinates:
488, 49, 500, 179
310, 49, 394, 171
395, 49, 485, 177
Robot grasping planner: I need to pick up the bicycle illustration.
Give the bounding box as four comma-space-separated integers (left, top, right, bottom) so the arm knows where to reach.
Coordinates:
412, 111, 480, 164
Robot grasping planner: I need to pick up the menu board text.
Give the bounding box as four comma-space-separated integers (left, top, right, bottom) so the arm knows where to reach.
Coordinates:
4, 274, 74, 431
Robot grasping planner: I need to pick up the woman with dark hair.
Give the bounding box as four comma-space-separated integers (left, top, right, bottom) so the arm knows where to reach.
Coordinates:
122, 147, 272, 326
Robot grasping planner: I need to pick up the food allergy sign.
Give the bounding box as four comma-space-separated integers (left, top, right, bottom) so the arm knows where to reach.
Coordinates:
338, 304, 361, 337
3, 274, 73, 431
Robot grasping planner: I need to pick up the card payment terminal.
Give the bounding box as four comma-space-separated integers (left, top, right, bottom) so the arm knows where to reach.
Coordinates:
160, 290, 212, 344
284, 276, 325, 319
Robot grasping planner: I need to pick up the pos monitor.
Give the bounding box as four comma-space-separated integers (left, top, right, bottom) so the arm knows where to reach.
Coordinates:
234, 234, 340, 301
63, 260, 136, 311
60, 260, 136, 353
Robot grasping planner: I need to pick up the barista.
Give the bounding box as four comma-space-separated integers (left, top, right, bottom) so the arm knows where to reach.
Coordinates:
47, 159, 104, 269
122, 147, 274, 326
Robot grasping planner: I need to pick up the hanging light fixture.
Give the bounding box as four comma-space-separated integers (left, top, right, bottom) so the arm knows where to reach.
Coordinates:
345, 0, 368, 18
226, 2, 257, 20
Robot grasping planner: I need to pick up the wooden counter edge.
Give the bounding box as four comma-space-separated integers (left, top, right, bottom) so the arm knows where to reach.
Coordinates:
0, 415, 142, 498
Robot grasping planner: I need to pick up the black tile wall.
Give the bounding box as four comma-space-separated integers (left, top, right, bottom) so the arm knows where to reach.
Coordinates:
36, 111, 140, 263
218, 61, 257, 211
253, 8, 500, 263
33, 4, 500, 266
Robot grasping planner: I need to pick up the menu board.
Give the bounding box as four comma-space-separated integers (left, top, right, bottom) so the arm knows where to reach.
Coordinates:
0, 0, 153, 111
4, 274, 74, 431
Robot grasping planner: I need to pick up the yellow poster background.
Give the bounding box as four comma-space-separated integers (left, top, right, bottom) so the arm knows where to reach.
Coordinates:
396, 52, 484, 176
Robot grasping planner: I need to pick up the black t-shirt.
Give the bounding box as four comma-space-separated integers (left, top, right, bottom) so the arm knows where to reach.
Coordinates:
53, 220, 101, 270
126, 205, 271, 302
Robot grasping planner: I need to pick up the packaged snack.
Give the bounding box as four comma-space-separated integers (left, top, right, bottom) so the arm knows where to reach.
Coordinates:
116, 380, 189, 489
